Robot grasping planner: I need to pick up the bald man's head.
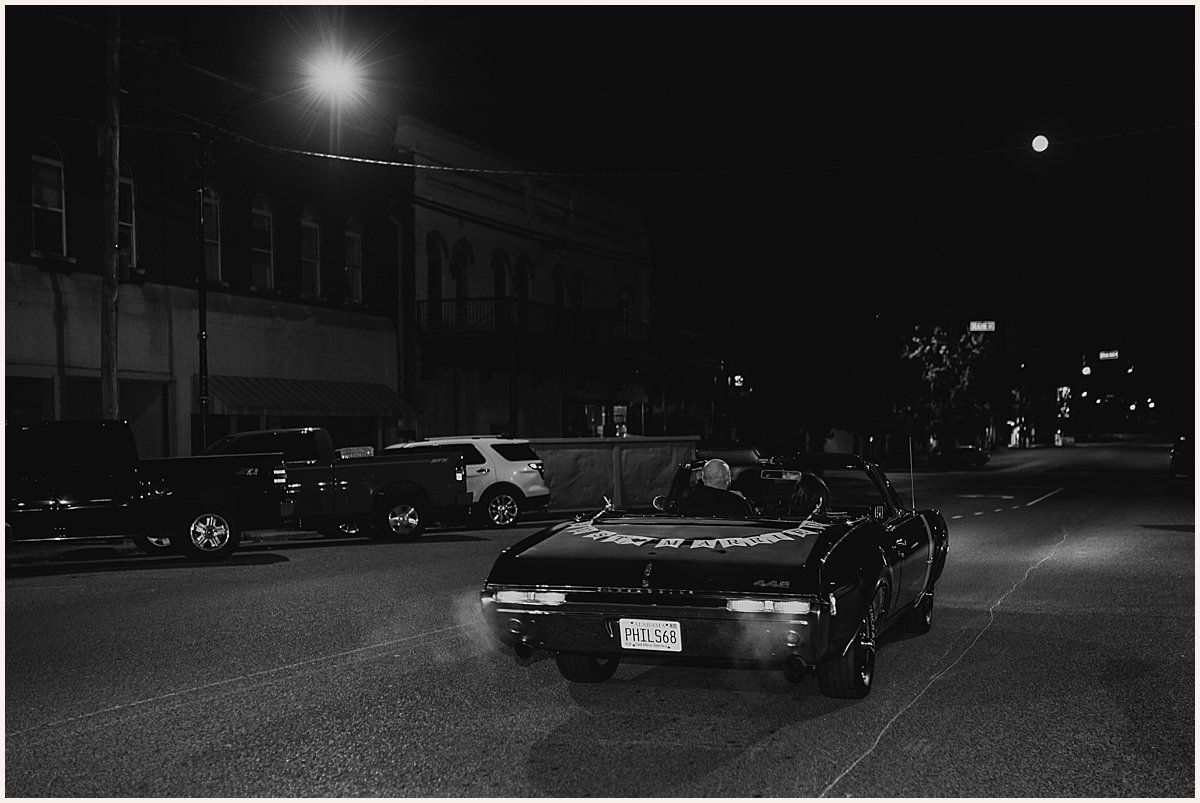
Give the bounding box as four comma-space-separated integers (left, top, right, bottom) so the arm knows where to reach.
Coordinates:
702, 458, 732, 490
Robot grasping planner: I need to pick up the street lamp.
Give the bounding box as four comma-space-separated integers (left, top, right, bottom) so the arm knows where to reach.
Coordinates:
305, 49, 363, 154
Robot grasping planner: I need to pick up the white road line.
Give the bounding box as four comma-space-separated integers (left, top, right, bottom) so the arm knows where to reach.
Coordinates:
819, 529, 1070, 798
972, 511, 984, 516
5, 623, 472, 738
1026, 488, 1064, 507
951, 515, 963, 520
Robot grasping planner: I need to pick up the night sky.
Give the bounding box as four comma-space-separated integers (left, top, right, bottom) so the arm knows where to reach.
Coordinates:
37, 5, 1198, 399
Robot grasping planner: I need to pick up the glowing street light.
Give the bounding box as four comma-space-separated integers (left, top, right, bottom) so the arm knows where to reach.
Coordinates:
1031, 134, 1050, 153
304, 49, 363, 154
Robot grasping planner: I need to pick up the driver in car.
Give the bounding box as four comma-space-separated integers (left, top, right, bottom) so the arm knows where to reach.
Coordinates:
679, 458, 755, 517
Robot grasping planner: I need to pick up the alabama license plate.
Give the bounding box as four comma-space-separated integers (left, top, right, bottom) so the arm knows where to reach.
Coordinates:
618, 618, 682, 652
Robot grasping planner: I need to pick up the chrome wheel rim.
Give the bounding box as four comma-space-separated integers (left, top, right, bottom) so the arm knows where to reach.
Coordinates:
488, 494, 519, 526
188, 513, 231, 552
146, 536, 171, 549
387, 503, 421, 535
859, 588, 883, 687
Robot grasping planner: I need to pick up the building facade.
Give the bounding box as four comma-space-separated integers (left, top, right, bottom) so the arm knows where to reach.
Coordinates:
6, 10, 725, 457
395, 117, 719, 439
6, 10, 414, 456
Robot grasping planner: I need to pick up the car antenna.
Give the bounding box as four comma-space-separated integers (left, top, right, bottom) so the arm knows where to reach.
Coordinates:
908, 436, 916, 510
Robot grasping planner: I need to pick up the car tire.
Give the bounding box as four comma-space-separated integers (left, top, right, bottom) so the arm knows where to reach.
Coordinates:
132, 535, 174, 556
371, 497, 426, 540
817, 582, 884, 699
555, 652, 619, 683
898, 590, 934, 634
480, 487, 522, 528
176, 506, 241, 561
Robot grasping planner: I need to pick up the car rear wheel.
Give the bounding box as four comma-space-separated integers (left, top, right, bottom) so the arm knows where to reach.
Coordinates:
817, 582, 883, 699
481, 487, 522, 528
555, 652, 619, 683
898, 590, 934, 634
371, 497, 426, 540
176, 506, 241, 561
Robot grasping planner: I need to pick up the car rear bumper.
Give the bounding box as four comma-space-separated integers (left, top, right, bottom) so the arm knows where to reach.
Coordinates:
480, 598, 833, 667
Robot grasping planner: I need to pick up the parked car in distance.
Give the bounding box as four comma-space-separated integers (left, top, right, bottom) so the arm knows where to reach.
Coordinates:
204, 428, 471, 540
928, 444, 990, 469
386, 436, 550, 528
480, 452, 949, 699
6, 420, 292, 561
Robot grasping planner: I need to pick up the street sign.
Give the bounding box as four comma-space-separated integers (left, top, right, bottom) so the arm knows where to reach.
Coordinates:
1099, 350, 1119, 360
969, 321, 996, 332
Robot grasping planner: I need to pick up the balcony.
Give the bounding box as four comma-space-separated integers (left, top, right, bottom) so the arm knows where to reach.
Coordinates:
415, 297, 713, 360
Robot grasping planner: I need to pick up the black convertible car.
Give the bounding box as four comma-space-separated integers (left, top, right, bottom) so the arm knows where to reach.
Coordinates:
480, 453, 949, 699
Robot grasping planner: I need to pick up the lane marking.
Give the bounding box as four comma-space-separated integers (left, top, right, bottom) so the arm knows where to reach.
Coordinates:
5, 623, 472, 739
1026, 488, 1064, 507
819, 529, 1070, 797
956, 494, 1015, 500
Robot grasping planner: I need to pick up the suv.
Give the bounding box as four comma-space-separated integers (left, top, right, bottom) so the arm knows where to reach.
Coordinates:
385, 436, 550, 527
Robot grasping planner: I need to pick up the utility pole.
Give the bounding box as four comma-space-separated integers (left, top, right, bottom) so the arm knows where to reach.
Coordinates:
100, 7, 121, 420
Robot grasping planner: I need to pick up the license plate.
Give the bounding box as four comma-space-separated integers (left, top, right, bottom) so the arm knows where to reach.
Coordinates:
618, 618, 682, 652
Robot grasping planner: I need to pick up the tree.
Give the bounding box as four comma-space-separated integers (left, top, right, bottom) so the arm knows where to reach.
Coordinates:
894, 326, 1000, 444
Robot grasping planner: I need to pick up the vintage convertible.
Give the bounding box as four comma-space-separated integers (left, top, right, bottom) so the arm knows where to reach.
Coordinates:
480, 453, 949, 699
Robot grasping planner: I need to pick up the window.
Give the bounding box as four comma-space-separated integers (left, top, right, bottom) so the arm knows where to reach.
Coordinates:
202, 186, 221, 282
31, 140, 66, 255
300, 207, 320, 296
250, 195, 274, 289
344, 218, 363, 303
118, 163, 137, 272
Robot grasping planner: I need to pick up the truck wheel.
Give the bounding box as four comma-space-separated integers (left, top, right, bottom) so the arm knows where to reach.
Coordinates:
132, 535, 173, 556
177, 506, 241, 561
817, 581, 884, 699
555, 653, 619, 683
481, 487, 522, 528
372, 498, 426, 540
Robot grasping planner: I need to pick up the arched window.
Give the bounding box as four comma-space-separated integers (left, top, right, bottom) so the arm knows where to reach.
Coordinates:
552, 266, 567, 309
426, 232, 448, 303
569, 272, 586, 309
250, 194, 274, 289
619, 287, 633, 323
300, 207, 320, 296
31, 139, 66, 256
118, 161, 137, 273
451, 239, 474, 300
344, 217, 363, 303
513, 256, 532, 330
202, 185, 222, 282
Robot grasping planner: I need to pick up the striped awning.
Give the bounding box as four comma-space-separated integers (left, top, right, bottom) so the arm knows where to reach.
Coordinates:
202, 375, 418, 418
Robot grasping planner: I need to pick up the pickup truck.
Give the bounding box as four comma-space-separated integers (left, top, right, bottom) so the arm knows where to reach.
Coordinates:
203, 427, 471, 540
6, 420, 293, 561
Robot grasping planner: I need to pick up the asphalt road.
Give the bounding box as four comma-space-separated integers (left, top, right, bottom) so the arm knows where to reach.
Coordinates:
5, 440, 1194, 796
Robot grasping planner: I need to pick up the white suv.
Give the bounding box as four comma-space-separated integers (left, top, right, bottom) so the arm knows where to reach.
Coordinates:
385, 436, 550, 528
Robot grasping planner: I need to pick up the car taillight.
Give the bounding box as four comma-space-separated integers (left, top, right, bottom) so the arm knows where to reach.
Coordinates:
456, 462, 466, 482
725, 598, 813, 614
530, 461, 544, 477
493, 589, 566, 606
273, 463, 287, 488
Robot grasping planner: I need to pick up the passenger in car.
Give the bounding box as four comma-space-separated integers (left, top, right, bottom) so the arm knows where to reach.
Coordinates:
679, 459, 756, 517
788, 472, 831, 519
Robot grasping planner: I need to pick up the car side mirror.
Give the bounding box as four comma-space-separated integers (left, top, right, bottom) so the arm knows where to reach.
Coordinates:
652, 495, 667, 511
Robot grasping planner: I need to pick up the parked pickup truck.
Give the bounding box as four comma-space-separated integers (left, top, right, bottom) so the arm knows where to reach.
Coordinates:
203, 427, 471, 540
6, 420, 293, 561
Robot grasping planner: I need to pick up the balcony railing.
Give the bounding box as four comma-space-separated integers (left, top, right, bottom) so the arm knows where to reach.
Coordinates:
416, 297, 711, 357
